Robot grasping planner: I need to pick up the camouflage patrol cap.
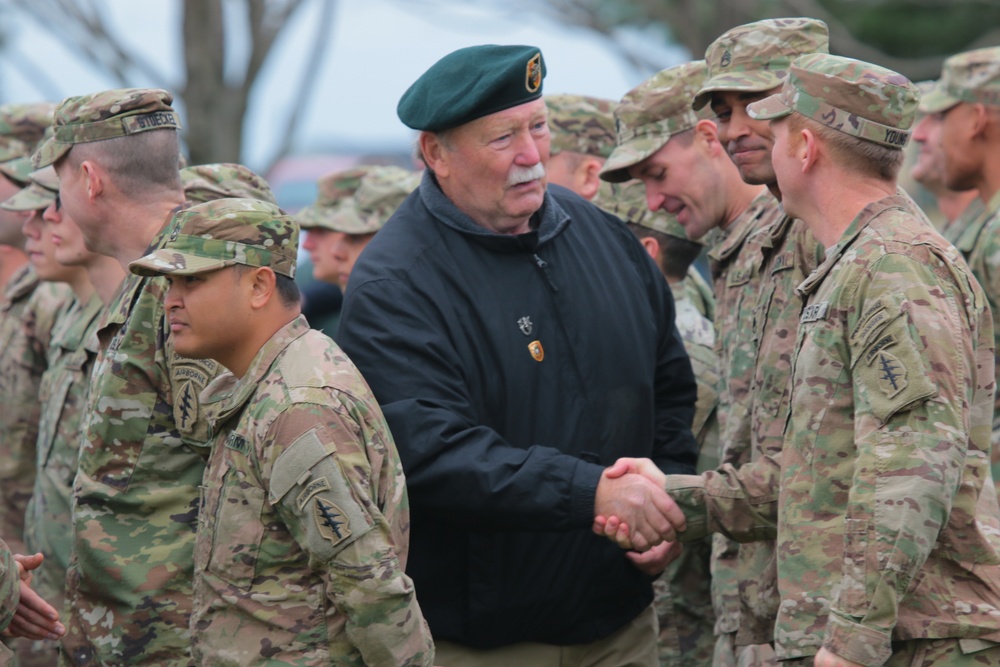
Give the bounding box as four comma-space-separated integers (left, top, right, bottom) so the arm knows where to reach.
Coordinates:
129, 198, 298, 278
0, 166, 58, 212
398, 45, 546, 132
0, 102, 56, 154
920, 46, 1000, 114
0, 156, 36, 187
693, 18, 829, 110
33, 88, 180, 168
298, 165, 419, 234
593, 179, 703, 244
181, 163, 277, 205
601, 61, 711, 183
545, 94, 617, 158
748, 53, 918, 148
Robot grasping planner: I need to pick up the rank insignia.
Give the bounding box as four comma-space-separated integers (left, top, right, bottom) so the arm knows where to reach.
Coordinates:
720, 49, 732, 68
528, 340, 544, 362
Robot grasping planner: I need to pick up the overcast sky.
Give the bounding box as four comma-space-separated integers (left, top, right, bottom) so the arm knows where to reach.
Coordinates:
0, 0, 687, 171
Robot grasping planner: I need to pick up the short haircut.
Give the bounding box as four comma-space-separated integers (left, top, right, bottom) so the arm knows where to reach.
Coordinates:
232, 264, 301, 308
64, 130, 182, 197
625, 222, 701, 282
787, 113, 904, 182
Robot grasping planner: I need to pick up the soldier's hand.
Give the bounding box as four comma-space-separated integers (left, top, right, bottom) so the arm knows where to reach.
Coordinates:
814, 647, 863, 667
2, 553, 65, 641
603, 457, 667, 487
625, 540, 682, 576
593, 470, 684, 552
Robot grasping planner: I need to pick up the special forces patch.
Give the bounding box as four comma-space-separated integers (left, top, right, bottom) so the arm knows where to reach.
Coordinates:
874, 350, 907, 399
526, 53, 542, 93
314, 497, 351, 547
170, 354, 218, 441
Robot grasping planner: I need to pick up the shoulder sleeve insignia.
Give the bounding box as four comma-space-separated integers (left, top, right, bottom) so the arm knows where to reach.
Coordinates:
314, 497, 351, 547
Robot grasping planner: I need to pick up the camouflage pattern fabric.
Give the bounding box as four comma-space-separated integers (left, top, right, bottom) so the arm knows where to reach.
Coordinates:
180, 163, 277, 205
941, 195, 985, 246
61, 213, 220, 666
748, 53, 919, 148
920, 46, 1000, 114
544, 94, 616, 158
0, 103, 56, 153
0, 265, 72, 557
954, 191, 1000, 478
192, 316, 434, 666
130, 199, 298, 279
0, 539, 20, 632
24, 294, 102, 611
601, 61, 711, 183
296, 165, 419, 234
33, 88, 179, 169
693, 18, 830, 110
666, 195, 1000, 663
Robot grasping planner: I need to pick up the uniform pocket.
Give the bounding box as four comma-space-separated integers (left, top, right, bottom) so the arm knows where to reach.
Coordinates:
207, 464, 267, 590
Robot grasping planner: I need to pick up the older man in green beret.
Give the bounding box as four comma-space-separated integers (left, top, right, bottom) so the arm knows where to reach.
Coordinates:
32, 87, 222, 666
338, 44, 699, 666
605, 53, 1000, 667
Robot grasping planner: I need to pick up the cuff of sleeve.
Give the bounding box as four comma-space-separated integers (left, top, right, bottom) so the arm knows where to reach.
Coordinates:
823, 611, 893, 667
663, 474, 709, 542
570, 460, 605, 528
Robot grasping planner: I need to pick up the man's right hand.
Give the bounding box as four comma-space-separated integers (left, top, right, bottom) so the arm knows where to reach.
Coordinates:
593, 464, 685, 552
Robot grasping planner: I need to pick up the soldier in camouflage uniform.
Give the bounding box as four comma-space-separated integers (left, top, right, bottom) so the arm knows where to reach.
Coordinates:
3, 166, 125, 667
0, 103, 72, 568
610, 52, 1000, 667
910, 81, 982, 241
544, 94, 617, 201
915, 47, 1000, 481
596, 179, 718, 667
128, 198, 435, 666
598, 59, 771, 667
298, 165, 418, 290
32, 88, 220, 666
692, 20, 827, 665
180, 162, 277, 204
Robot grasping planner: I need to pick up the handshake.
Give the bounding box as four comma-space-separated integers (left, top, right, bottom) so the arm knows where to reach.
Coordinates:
592, 458, 686, 573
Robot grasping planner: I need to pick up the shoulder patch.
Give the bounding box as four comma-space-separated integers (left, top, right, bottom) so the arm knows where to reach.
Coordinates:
873, 350, 907, 399
314, 497, 352, 547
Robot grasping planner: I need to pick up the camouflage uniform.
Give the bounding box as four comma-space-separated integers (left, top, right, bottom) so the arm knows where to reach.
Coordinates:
180, 162, 276, 204
128, 199, 435, 666
545, 94, 617, 201
0, 265, 72, 557
31, 89, 219, 666
921, 48, 1000, 478
669, 53, 1000, 665
296, 165, 419, 234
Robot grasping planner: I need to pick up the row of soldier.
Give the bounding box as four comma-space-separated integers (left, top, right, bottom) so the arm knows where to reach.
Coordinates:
0, 13, 997, 667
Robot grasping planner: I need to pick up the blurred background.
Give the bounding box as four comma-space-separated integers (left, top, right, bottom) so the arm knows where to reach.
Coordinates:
2, 0, 997, 212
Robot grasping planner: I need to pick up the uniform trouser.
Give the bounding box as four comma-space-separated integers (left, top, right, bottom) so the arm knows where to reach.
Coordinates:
714, 632, 778, 667
434, 604, 658, 667
781, 638, 1000, 666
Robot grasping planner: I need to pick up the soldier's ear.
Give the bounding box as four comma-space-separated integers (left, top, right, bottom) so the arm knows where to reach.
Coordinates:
247, 266, 277, 310
80, 161, 104, 202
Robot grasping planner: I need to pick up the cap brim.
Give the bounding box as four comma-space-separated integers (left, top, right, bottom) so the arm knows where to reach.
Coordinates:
600, 135, 671, 183
129, 250, 234, 277
746, 93, 792, 121
1, 184, 55, 212
31, 138, 72, 169
692, 70, 785, 110
918, 87, 960, 115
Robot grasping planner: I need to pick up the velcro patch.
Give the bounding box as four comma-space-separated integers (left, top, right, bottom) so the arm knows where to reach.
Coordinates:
225, 432, 249, 454
872, 350, 908, 399
727, 268, 752, 287
801, 301, 829, 323
314, 497, 351, 547
864, 333, 898, 366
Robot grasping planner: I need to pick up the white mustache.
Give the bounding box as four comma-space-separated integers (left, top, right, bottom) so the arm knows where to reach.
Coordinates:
506, 163, 546, 187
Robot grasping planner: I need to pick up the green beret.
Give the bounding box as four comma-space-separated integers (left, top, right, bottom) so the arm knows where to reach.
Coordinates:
398, 44, 546, 132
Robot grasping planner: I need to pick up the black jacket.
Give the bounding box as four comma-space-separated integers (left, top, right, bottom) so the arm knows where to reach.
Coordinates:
338, 173, 698, 648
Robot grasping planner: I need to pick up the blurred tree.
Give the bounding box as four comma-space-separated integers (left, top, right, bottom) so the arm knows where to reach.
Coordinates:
500, 0, 1000, 81
3, 0, 336, 167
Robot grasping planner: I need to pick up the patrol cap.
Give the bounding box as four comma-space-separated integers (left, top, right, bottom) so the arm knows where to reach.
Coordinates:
33, 88, 180, 168
0, 102, 56, 153
397, 45, 546, 132
298, 165, 419, 234
0, 156, 36, 187
181, 163, 277, 205
747, 53, 918, 149
593, 179, 702, 244
920, 46, 1000, 114
129, 198, 298, 278
693, 18, 830, 110
1, 166, 58, 212
545, 94, 617, 158
601, 61, 711, 183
